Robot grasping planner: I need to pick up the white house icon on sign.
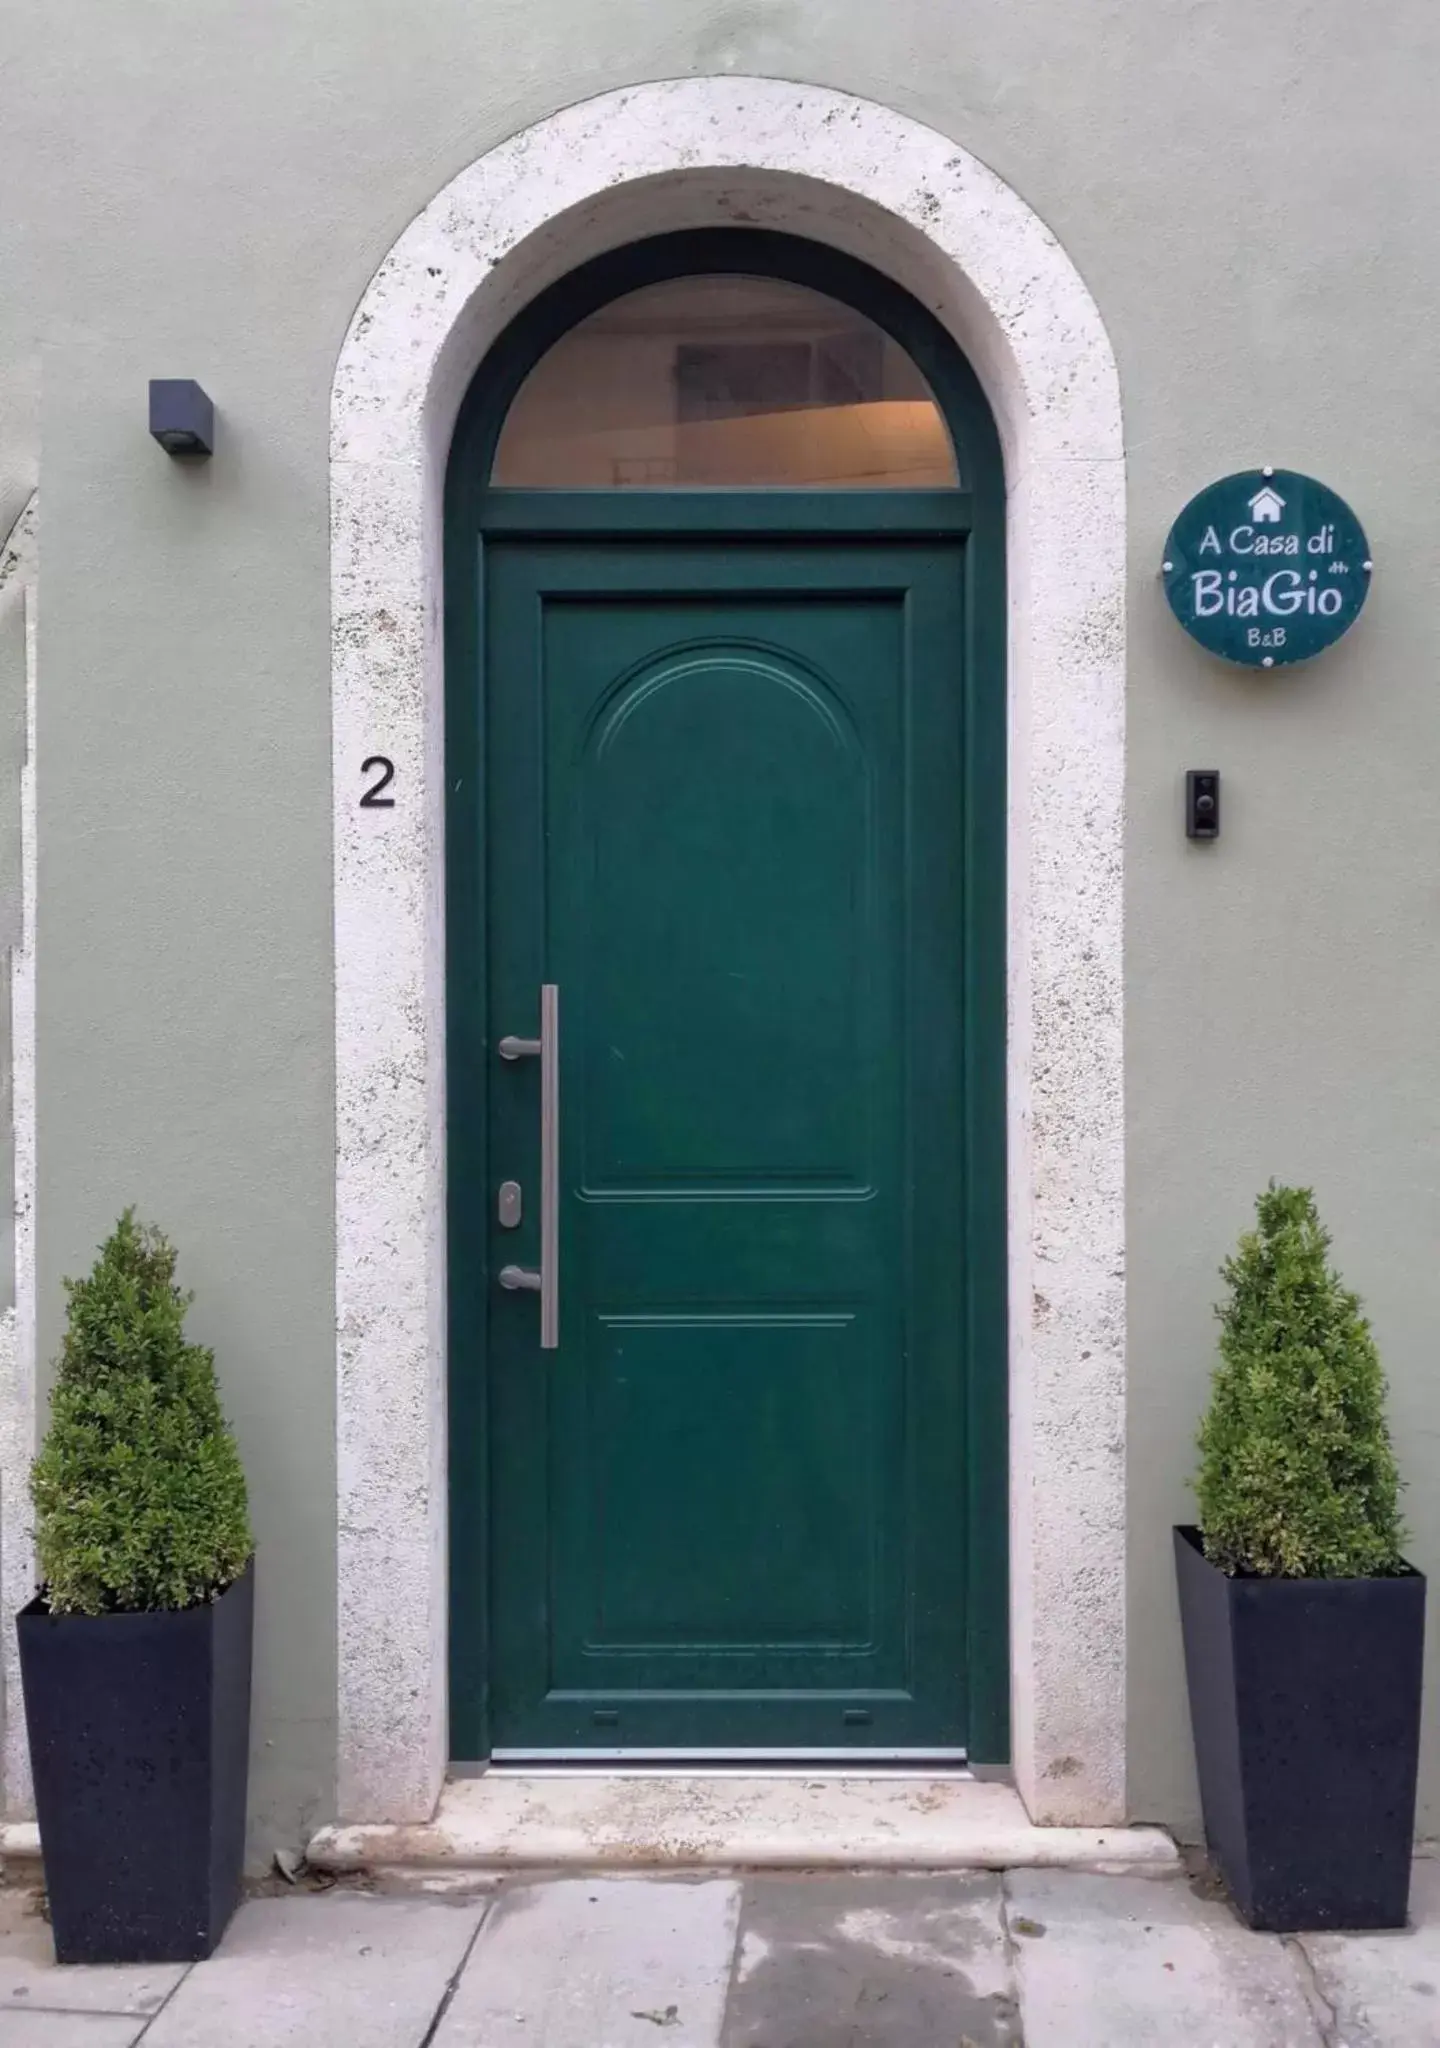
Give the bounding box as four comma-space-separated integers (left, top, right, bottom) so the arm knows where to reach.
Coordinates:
1249, 485, 1286, 523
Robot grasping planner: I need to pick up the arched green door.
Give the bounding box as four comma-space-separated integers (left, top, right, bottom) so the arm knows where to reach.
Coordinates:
446, 234, 1007, 1761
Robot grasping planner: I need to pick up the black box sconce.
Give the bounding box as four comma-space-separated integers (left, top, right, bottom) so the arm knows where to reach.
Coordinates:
1186, 769, 1221, 840
149, 379, 214, 457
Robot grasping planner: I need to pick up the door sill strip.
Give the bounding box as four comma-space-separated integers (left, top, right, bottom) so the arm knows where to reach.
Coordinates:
486, 1747, 971, 1768
307, 1773, 1181, 1875
480, 1764, 973, 1781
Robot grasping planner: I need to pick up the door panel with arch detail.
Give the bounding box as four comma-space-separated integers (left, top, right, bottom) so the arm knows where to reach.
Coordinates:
477, 538, 973, 1751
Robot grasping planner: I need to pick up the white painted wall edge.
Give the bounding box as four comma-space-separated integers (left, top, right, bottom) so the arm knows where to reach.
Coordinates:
0, 490, 38, 1819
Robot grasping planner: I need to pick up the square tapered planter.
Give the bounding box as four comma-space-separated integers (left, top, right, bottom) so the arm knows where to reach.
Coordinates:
18, 1560, 253, 1964
1174, 1526, 1423, 1931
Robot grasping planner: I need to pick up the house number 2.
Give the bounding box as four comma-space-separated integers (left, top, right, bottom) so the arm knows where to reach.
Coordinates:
359, 756, 395, 808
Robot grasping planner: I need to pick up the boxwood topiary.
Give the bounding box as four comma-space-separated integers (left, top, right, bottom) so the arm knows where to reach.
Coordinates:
1196, 1183, 1403, 1580
31, 1212, 253, 1615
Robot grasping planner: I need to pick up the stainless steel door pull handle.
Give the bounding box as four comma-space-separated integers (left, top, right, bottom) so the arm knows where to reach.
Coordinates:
495, 984, 559, 1348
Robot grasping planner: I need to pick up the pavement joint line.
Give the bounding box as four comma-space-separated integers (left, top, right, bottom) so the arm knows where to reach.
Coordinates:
5, 2002, 158, 2016
415, 1892, 495, 2048
1283, 1934, 1342, 2048
132, 1959, 194, 2043
994, 1868, 1028, 2046
716, 1874, 749, 2040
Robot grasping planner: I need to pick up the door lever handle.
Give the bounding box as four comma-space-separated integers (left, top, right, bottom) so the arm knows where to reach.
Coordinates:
495, 984, 559, 1348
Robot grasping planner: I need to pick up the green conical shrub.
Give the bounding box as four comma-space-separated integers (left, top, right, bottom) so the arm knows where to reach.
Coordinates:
31, 1212, 253, 1615
1195, 1183, 1403, 1579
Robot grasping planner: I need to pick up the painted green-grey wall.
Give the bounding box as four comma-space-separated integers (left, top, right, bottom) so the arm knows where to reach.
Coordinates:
3, 2, 1438, 1843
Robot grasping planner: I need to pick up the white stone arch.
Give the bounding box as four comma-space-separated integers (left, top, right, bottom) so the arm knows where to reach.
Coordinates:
332, 77, 1126, 1828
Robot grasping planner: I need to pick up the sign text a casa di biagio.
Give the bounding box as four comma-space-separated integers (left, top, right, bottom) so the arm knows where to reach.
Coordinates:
1163, 468, 1371, 668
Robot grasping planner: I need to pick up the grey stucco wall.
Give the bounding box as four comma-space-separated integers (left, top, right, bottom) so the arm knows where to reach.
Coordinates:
2, 2, 1439, 1844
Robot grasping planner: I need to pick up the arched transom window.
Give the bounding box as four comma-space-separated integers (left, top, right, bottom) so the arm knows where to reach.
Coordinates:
493, 274, 961, 489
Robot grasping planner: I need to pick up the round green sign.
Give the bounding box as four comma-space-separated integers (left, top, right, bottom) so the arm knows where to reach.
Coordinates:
1162, 469, 1371, 668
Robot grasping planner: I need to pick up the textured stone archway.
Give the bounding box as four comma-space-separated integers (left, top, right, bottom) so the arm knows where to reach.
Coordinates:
332, 77, 1126, 1827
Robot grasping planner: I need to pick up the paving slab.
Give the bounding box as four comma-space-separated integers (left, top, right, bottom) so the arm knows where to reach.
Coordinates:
1006, 1869, 1320, 2046
0, 2017, 147, 2046
0, 1890, 187, 2016
433, 1874, 739, 2047
140, 1891, 486, 2048
1299, 1857, 1440, 2048
724, 1871, 1020, 2046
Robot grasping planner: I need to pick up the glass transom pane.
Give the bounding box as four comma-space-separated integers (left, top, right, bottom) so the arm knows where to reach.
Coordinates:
492, 274, 960, 488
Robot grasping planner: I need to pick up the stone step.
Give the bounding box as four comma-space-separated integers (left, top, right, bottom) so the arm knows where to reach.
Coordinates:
306, 1773, 1179, 1876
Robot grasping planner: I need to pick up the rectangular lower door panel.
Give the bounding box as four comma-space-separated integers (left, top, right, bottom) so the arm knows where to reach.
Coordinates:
575, 1311, 881, 1655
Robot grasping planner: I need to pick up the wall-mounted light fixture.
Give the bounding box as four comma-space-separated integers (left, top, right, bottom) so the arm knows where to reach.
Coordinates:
149, 380, 214, 457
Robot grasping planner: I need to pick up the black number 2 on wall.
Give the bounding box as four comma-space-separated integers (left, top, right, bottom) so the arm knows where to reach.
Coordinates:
360, 755, 396, 809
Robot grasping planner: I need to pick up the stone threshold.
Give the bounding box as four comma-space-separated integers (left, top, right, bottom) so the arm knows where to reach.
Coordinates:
306, 1773, 1179, 1875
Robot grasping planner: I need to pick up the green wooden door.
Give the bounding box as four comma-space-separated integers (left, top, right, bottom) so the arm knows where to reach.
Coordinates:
451, 520, 1000, 1755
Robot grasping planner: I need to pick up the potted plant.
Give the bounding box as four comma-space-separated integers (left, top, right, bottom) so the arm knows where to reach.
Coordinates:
17, 1213, 254, 1964
1175, 1183, 1424, 1932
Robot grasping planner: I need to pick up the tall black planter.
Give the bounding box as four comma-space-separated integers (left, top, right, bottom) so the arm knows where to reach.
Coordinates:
1174, 1526, 1423, 1931
17, 1560, 253, 1964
